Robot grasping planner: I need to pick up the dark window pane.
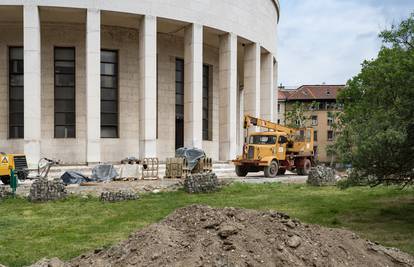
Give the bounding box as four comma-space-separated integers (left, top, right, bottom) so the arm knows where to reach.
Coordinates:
55, 48, 75, 61
101, 50, 118, 137
101, 51, 117, 63
101, 88, 117, 101
10, 75, 23, 86
55, 112, 75, 125
101, 126, 118, 138
101, 113, 118, 126
56, 74, 75, 86
55, 87, 75, 100
9, 126, 23, 139
55, 61, 75, 74
9, 47, 24, 139
55, 100, 75, 112
175, 82, 184, 94
175, 71, 183, 82
55, 126, 75, 138
10, 100, 23, 113
10, 47, 23, 60
9, 113, 23, 125
203, 119, 208, 130
101, 63, 116, 75
101, 76, 117, 88
176, 94, 184, 106
10, 60, 23, 74
101, 101, 117, 113
9, 87, 23, 100
175, 105, 184, 118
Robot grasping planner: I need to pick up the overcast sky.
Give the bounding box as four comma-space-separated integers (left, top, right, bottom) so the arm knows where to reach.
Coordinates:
278, 0, 413, 86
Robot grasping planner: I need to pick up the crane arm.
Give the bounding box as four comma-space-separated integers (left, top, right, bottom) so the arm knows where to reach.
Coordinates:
243, 115, 297, 134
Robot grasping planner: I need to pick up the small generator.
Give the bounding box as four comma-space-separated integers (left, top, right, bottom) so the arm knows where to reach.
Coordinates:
0, 152, 29, 185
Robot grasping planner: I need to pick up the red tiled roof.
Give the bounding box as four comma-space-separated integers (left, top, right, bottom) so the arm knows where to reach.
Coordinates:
280, 85, 344, 101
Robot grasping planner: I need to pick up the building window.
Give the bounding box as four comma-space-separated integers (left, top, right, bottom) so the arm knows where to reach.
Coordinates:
277, 103, 280, 113
54, 47, 76, 138
9, 47, 24, 139
327, 115, 334, 126
277, 119, 280, 124
327, 130, 334, 141
314, 130, 318, 142
311, 115, 318, 126
202, 64, 211, 141
175, 59, 185, 149
101, 50, 118, 138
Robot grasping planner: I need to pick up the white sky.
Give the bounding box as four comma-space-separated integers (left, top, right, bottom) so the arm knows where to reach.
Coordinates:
278, 0, 414, 86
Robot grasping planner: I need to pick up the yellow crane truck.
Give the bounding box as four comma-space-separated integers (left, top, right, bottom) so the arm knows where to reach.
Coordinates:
0, 152, 28, 185
233, 115, 315, 177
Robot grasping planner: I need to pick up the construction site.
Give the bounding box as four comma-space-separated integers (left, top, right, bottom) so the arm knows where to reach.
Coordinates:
1, 0, 414, 266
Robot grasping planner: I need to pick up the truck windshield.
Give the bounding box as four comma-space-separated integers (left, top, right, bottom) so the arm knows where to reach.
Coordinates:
249, 135, 276, 145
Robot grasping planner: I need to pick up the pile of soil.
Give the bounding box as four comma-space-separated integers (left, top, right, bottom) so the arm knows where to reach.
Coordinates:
33, 205, 414, 267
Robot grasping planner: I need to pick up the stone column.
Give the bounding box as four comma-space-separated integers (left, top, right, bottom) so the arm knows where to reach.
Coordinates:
139, 15, 157, 158
219, 33, 237, 161
86, 8, 101, 164
243, 43, 260, 117
273, 58, 279, 123
260, 52, 274, 121
24, 4, 41, 167
184, 24, 203, 149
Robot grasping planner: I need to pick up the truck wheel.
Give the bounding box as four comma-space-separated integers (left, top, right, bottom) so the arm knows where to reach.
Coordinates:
264, 160, 278, 178
235, 166, 248, 177
297, 159, 312, 175
0, 175, 11, 185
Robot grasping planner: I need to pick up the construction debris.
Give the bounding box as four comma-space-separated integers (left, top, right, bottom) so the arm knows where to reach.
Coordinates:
183, 173, 219, 193
0, 186, 11, 200
28, 179, 67, 202
35, 205, 414, 267
91, 165, 118, 182
307, 165, 337, 186
117, 164, 141, 181
60, 171, 90, 185
100, 190, 139, 202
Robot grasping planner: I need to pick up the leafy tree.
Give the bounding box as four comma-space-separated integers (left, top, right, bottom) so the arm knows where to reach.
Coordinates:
285, 101, 319, 128
335, 13, 414, 186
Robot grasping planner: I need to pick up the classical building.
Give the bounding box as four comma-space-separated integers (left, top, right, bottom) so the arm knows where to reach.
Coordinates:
278, 85, 344, 163
0, 1, 280, 166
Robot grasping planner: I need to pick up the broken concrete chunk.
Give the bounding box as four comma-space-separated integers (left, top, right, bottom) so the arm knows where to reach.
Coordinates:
287, 235, 302, 248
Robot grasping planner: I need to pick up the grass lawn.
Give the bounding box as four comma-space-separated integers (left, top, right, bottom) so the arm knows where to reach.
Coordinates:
0, 183, 413, 267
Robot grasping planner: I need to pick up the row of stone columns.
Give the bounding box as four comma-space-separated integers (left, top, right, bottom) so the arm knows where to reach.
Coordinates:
22, 5, 275, 165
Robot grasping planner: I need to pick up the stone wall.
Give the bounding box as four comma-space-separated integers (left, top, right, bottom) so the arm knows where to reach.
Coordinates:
184, 172, 219, 193
28, 179, 67, 202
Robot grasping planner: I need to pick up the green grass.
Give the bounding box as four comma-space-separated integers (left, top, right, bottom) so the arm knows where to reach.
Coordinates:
0, 183, 413, 267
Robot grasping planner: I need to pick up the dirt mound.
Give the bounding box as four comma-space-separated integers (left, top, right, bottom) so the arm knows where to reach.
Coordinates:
36, 205, 414, 267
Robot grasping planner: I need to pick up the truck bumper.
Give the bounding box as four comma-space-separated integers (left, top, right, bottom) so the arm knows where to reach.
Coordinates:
232, 159, 268, 166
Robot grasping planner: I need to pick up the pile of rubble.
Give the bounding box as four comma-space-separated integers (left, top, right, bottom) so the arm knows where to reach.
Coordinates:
0, 186, 11, 200
28, 179, 67, 202
307, 166, 337, 186
183, 173, 219, 193
100, 190, 139, 202
32, 205, 414, 266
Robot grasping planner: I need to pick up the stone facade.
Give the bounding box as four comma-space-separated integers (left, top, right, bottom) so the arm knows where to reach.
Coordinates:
0, 1, 279, 165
